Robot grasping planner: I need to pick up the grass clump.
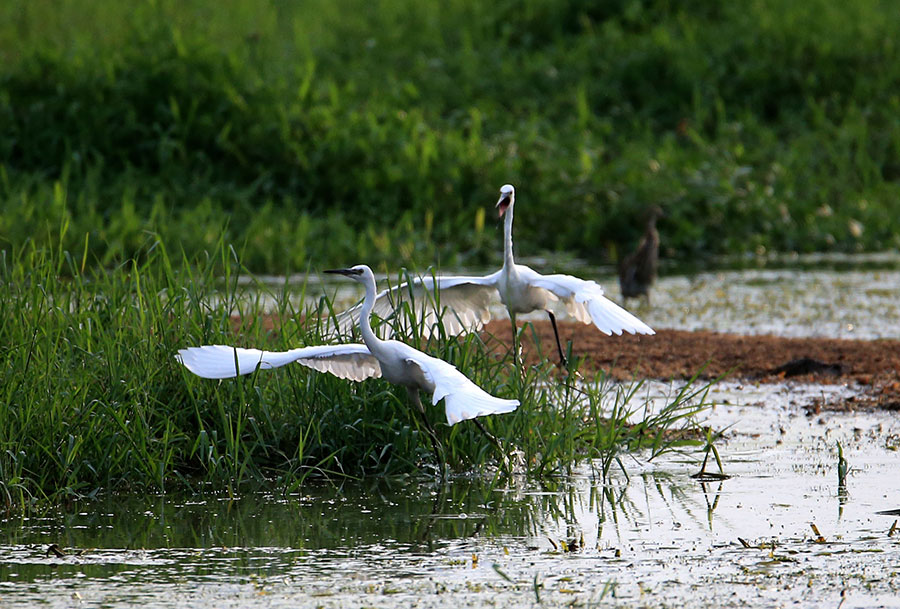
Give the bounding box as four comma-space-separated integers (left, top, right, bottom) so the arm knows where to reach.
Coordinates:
0, 237, 709, 511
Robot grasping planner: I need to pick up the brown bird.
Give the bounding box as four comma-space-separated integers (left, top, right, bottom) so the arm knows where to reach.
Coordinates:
618, 206, 664, 307
46, 543, 67, 558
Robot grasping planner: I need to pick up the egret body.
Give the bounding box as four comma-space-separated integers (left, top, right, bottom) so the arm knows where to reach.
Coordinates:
177, 265, 519, 465
336, 185, 654, 365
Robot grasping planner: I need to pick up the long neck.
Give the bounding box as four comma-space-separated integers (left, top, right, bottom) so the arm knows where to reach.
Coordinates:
502, 202, 515, 270
357, 274, 383, 351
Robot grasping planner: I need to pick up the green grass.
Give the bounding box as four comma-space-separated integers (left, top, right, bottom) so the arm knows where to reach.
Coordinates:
2, 0, 900, 272
0, 236, 708, 511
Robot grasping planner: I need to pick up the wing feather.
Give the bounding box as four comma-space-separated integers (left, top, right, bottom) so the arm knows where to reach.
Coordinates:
332, 272, 500, 338
531, 274, 655, 336
176, 344, 381, 381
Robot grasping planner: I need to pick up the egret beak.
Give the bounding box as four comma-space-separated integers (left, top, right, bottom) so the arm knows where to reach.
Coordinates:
325, 268, 362, 277
496, 194, 511, 218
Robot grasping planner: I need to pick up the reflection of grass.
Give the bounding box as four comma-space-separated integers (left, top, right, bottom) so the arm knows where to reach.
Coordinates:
3, 1, 900, 272
0, 237, 711, 510
0, 478, 543, 548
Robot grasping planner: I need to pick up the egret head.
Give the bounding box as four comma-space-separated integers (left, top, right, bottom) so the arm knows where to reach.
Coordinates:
496, 184, 515, 218
325, 264, 373, 284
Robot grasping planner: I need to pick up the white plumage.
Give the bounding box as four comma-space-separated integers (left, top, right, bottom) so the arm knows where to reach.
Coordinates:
176, 265, 519, 427
334, 184, 653, 363
333, 272, 500, 339
176, 344, 380, 382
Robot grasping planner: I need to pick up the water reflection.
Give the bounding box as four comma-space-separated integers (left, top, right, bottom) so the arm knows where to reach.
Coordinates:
1, 479, 541, 554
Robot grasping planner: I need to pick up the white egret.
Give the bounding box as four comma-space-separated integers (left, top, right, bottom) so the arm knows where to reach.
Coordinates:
177, 264, 519, 465
336, 184, 654, 365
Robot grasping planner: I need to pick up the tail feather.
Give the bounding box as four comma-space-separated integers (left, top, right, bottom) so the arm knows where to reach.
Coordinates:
435, 382, 519, 425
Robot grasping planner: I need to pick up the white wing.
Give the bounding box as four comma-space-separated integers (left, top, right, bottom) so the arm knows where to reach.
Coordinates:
402, 349, 519, 426
530, 273, 655, 336
176, 344, 381, 381
332, 272, 501, 338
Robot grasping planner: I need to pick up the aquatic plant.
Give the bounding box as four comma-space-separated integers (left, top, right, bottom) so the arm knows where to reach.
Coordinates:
836, 441, 850, 493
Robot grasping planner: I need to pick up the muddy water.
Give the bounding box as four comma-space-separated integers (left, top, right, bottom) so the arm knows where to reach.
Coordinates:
2, 380, 899, 608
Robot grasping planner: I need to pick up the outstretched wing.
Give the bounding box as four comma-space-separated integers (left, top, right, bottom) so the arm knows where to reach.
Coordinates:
176, 344, 381, 381
530, 273, 655, 336
332, 272, 501, 338
403, 350, 519, 426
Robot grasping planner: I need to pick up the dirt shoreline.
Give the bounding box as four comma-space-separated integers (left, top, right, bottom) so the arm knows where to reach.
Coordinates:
482, 320, 900, 412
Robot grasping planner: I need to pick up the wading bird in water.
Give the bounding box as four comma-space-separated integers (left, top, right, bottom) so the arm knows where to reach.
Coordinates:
335, 185, 654, 366
619, 205, 664, 307
177, 265, 519, 466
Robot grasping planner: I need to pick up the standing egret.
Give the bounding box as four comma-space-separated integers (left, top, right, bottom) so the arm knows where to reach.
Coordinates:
335, 185, 654, 366
619, 205, 664, 307
177, 264, 519, 466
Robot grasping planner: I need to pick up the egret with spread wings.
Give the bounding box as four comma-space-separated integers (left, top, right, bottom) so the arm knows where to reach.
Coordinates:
177, 265, 519, 465
335, 185, 654, 365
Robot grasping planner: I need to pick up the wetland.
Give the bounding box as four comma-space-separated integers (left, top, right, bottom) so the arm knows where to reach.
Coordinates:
3, 261, 899, 608
4, 2, 900, 605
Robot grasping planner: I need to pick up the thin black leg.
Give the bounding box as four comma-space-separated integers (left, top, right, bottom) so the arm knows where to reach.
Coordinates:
409, 388, 445, 470
547, 311, 568, 367
472, 418, 511, 472
472, 418, 501, 451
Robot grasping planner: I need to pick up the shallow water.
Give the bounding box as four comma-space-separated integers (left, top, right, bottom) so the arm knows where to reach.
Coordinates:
638, 267, 900, 339
3, 381, 899, 608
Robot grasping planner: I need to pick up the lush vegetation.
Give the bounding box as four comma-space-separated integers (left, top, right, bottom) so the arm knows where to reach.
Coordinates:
2, 0, 900, 272
0, 238, 707, 510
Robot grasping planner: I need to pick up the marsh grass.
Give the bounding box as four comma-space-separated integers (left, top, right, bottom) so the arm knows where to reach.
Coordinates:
0, 238, 711, 511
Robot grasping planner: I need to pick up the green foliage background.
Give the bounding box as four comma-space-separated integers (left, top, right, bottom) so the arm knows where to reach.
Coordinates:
3, 0, 899, 272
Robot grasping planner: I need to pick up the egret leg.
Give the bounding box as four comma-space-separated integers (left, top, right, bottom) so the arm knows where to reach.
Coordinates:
408, 388, 444, 468
547, 311, 568, 368
472, 418, 511, 472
